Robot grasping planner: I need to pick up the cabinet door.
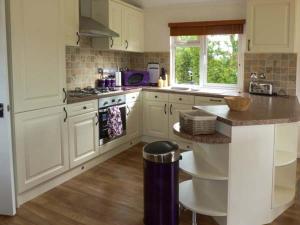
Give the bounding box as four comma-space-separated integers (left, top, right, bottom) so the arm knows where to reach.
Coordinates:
123, 7, 144, 52
168, 103, 194, 140
143, 101, 169, 139
109, 0, 124, 50
247, 0, 295, 52
64, 0, 79, 46
14, 106, 69, 193
127, 101, 141, 139
68, 112, 99, 168
9, 0, 66, 113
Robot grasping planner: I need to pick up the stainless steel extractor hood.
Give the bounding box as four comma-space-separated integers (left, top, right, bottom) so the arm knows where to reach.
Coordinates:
79, 0, 119, 38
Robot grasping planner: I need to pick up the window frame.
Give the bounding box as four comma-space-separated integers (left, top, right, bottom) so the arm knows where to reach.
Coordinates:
170, 34, 243, 90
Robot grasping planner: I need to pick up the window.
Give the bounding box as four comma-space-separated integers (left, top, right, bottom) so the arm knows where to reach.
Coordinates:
171, 34, 241, 89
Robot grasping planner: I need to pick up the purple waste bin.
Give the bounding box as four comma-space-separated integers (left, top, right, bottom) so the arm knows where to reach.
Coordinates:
143, 141, 181, 225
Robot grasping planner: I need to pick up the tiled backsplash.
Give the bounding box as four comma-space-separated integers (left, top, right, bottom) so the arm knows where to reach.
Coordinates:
67, 42, 297, 96
66, 38, 170, 90
244, 53, 297, 96
130, 52, 170, 73
66, 47, 131, 90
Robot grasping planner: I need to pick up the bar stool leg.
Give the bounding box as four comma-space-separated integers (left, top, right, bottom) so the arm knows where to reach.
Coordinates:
192, 212, 197, 225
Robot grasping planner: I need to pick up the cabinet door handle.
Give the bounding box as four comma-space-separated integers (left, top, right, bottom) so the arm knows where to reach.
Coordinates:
125, 40, 128, 49
63, 107, 68, 122
126, 105, 131, 116
76, 32, 81, 45
209, 99, 222, 103
63, 88, 67, 103
248, 39, 251, 51
179, 98, 182, 101
0, 103, 4, 118
95, 113, 99, 126
164, 104, 167, 115
170, 104, 173, 115
83, 106, 87, 110
110, 37, 114, 48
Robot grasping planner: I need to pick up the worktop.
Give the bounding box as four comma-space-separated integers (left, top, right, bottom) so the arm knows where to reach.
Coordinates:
67, 86, 241, 104
194, 95, 300, 126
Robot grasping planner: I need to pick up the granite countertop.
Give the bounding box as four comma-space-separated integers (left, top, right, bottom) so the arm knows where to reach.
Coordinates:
173, 123, 231, 144
194, 95, 300, 126
67, 86, 241, 104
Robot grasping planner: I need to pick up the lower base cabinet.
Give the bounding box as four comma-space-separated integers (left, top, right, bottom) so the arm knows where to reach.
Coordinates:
127, 101, 141, 139
143, 101, 169, 139
68, 111, 99, 168
14, 106, 69, 193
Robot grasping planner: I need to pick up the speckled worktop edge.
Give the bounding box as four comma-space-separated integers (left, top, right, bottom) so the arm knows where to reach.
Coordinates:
67, 86, 241, 104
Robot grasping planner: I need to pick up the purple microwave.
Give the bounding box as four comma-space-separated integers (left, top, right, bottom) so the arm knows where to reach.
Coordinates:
122, 70, 150, 86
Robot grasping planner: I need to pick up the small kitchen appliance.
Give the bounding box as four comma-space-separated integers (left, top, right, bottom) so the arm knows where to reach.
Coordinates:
98, 95, 127, 146
115, 71, 122, 87
249, 82, 273, 95
122, 70, 150, 86
147, 63, 160, 86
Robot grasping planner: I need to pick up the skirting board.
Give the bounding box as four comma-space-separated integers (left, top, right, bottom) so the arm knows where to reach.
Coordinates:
17, 137, 141, 207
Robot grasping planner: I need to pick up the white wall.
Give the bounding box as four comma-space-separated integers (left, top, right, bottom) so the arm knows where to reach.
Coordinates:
144, 2, 247, 52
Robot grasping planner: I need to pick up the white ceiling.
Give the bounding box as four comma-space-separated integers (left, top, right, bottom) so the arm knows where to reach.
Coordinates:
124, 0, 245, 8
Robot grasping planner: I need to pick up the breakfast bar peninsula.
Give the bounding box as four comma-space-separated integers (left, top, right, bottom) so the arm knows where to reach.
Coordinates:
173, 95, 300, 225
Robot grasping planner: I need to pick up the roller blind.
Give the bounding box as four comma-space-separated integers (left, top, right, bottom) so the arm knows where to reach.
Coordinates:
168, 20, 246, 36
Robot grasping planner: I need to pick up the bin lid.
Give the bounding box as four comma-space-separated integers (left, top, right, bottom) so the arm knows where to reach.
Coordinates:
143, 141, 180, 163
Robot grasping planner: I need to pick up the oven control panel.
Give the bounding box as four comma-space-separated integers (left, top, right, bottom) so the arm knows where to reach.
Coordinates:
99, 95, 126, 108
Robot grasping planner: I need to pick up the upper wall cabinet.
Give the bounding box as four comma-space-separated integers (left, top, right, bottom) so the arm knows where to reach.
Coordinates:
247, 0, 295, 53
123, 6, 144, 52
92, 0, 144, 52
8, 0, 67, 113
64, 0, 79, 46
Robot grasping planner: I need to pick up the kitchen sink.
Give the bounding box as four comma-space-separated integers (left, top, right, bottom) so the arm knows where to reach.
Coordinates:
170, 87, 190, 91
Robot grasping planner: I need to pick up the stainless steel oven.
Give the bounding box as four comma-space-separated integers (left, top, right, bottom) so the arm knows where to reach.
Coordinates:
98, 95, 127, 146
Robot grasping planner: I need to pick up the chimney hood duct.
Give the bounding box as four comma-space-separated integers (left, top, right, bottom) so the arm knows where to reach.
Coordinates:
79, 0, 119, 38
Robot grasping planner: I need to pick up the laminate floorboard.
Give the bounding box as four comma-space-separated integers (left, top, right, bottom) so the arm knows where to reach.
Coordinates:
0, 143, 299, 225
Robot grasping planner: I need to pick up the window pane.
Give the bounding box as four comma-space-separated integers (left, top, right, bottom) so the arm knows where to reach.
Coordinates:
175, 46, 200, 85
176, 36, 198, 42
207, 34, 238, 85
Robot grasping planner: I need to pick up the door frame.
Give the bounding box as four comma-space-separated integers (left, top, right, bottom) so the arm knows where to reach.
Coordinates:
0, 0, 16, 216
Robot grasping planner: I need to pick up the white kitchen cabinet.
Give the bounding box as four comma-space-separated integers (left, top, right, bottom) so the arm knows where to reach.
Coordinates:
8, 0, 66, 113
109, 0, 124, 50
14, 106, 69, 193
123, 6, 144, 52
68, 111, 99, 168
195, 96, 226, 106
247, 0, 295, 53
64, 0, 79, 46
143, 101, 169, 139
92, 0, 144, 52
127, 101, 141, 139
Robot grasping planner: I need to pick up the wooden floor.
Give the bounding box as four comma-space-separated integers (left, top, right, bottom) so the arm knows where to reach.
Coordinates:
0, 143, 299, 225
